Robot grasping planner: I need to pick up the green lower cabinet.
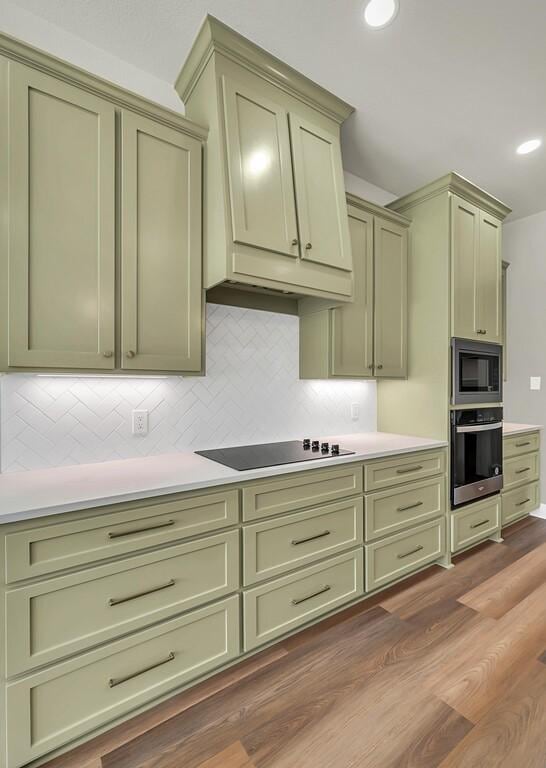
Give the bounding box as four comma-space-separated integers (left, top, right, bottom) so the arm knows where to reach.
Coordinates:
365, 517, 446, 592
243, 549, 364, 651
501, 481, 540, 528
365, 476, 446, 542
503, 452, 540, 492
6, 596, 240, 768
451, 496, 501, 553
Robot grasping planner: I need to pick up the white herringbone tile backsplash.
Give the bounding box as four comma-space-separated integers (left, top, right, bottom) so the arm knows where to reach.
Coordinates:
0, 304, 376, 472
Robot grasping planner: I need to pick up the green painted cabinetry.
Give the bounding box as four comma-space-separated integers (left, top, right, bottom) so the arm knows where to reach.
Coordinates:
0, 40, 207, 374
299, 196, 409, 379
176, 16, 355, 302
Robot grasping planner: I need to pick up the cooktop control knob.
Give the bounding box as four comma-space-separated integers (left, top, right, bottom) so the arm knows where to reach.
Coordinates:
321, 442, 329, 452
331, 444, 340, 455
312, 440, 320, 450
303, 438, 311, 449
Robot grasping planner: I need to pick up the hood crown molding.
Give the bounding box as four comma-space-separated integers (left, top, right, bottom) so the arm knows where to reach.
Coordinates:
346, 192, 411, 227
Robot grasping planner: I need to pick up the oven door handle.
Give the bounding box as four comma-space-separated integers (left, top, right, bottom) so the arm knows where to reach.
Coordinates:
456, 422, 503, 434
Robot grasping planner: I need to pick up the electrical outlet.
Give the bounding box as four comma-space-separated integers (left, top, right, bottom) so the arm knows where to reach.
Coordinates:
132, 409, 149, 436
530, 376, 541, 391
350, 403, 360, 421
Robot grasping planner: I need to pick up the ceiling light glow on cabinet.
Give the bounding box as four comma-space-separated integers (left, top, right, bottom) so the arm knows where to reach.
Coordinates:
364, 0, 399, 28
516, 138, 542, 155
246, 149, 271, 176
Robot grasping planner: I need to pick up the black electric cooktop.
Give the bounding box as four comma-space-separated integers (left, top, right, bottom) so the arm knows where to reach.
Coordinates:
195, 439, 355, 471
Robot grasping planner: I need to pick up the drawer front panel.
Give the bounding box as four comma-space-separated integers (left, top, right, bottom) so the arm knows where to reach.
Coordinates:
243, 497, 363, 585
365, 476, 446, 542
365, 517, 445, 592
242, 465, 362, 522
503, 431, 540, 459
503, 452, 540, 492
364, 450, 446, 492
243, 549, 363, 651
6, 597, 240, 768
451, 496, 500, 553
5, 489, 239, 583
6, 531, 239, 676
502, 481, 540, 527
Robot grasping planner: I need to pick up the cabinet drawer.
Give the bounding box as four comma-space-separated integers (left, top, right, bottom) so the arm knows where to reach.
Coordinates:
243, 550, 363, 651
503, 452, 540, 492
451, 496, 500, 553
242, 465, 362, 522
364, 450, 446, 492
6, 531, 239, 676
365, 517, 445, 592
365, 476, 446, 542
502, 482, 540, 527
243, 497, 363, 585
6, 597, 240, 768
503, 431, 540, 459
5, 489, 239, 583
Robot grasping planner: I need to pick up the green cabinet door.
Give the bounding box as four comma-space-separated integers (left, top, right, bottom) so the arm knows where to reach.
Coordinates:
289, 113, 352, 274
222, 76, 299, 258
477, 212, 502, 344
373, 216, 408, 378
330, 206, 374, 377
120, 111, 202, 372
451, 193, 480, 340
8, 62, 116, 369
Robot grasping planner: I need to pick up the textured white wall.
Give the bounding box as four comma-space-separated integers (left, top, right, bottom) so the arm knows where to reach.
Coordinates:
0, 304, 377, 472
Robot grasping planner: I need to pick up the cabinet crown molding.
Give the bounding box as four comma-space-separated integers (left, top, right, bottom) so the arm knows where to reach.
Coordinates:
387, 171, 512, 220
175, 14, 354, 123
346, 192, 411, 228
0, 31, 208, 141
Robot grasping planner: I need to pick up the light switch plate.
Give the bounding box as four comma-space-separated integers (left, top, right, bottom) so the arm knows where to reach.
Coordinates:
530, 377, 541, 391
351, 403, 359, 421
132, 409, 149, 435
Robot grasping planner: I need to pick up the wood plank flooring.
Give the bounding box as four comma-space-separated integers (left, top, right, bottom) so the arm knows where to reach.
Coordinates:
42, 515, 546, 768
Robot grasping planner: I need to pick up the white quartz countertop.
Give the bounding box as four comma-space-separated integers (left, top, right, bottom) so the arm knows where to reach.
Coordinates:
0, 432, 447, 524
503, 422, 543, 436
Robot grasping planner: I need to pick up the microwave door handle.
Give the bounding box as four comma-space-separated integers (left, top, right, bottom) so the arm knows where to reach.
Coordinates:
456, 422, 503, 433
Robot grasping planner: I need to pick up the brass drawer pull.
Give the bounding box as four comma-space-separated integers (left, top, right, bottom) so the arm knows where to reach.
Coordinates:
470, 519, 490, 529
396, 501, 424, 513
516, 498, 531, 507
397, 545, 424, 560
291, 530, 331, 546
291, 584, 331, 605
515, 467, 531, 475
515, 441, 531, 448
396, 465, 423, 475
108, 519, 175, 540
108, 651, 175, 688
305, 242, 312, 250
108, 578, 175, 607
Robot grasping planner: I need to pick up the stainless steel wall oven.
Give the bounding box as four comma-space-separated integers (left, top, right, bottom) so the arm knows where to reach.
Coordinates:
451, 407, 503, 507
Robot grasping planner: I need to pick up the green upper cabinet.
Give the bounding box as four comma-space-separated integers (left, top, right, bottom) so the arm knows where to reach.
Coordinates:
1, 47, 207, 374
120, 112, 202, 372
451, 193, 503, 343
8, 61, 116, 370
176, 15, 355, 303
299, 196, 409, 380
374, 217, 408, 378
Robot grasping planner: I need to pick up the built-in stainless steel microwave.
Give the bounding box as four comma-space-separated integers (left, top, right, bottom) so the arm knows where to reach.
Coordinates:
451, 338, 502, 405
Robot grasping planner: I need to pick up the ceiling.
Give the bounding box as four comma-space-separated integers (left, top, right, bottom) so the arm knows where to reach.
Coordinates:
7, 0, 546, 219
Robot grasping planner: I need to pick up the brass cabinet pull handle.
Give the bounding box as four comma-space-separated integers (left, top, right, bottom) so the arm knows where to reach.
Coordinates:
470, 519, 490, 529
376, 364, 383, 370
515, 441, 531, 447
126, 350, 136, 359
368, 364, 374, 370
305, 242, 312, 250
291, 238, 299, 246
103, 351, 113, 358
291, 584, 330, 605
516, 498, 531, 507
397, 545, 424, 560
476, 329, 487, 335
396, 465, 423, 475
108, 651, 175, 688
291, 530, 331, 546
515, 467, 531, 474
396, 501, 423, 513
108, 519, 175, 540
108, 578, 175, 607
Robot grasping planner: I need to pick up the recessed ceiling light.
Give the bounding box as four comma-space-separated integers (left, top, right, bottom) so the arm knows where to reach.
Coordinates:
364, 0, 399, 29
516, 138, 542, 155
